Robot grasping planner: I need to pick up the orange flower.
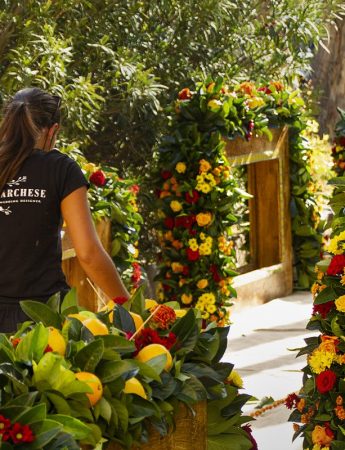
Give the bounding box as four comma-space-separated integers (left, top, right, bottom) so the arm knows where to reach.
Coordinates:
336, 395, 343, 406
270, 81, 284, 92
311, 425, 334, 446
239, 81, 256, 96
297, 398, 305, 412
335, 405, 345, 420
172, 240, 183, 250
151, 305, 176, 329
196, 212, 212, 227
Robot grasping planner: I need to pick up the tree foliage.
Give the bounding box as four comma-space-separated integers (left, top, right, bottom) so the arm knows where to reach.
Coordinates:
0, 0, 344, 173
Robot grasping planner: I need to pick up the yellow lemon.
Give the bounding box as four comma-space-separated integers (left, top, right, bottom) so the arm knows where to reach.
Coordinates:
123, 377, 147, 399
83, 318, 109, 336
75, 372, 103, 406
47, 327, 66, 356
145, 299, 158, 310
135, 343, 173, 371
130, 312, 144, 330
99, 300, 115, 322
66, 313, 90, 322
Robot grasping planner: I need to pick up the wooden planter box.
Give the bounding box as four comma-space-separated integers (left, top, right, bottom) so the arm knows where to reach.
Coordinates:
81, 401, 207, 450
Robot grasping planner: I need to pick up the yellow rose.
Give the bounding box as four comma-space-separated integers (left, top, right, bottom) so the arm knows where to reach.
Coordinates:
199, 159, 212, 173
197, 279, 208, 289
335, 295, 345, 312
196, 212, 212, 227
175, 162, 186, 174
311, 425, 333, 447
171, 262, 183, 273
170, 200, 182, 212
181, 293, 193, 305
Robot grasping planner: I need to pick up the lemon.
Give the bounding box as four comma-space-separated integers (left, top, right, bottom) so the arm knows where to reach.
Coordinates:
123, 377, 147, 399
75, 372, 103, 406
83, 318, 109, 336
175, 309, 188, 318
130, 312, 144, 330
145, 299, 158, 310
135, 343, 173, 371
47, 327, 66, 356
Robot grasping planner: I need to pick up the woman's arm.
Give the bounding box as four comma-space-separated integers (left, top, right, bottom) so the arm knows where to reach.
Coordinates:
61, 186, 130, 300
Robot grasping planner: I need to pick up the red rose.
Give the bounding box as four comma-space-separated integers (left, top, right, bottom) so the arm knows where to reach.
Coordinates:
186, 248, 200, 261
316, 370, 337, 394
185, 190, 200, 204
10, 423, 35, 444
178, 88, 192, 100
89, 170, 107, 187
175, 215, 195, 228
182, 266, 190, 276
161, 170, 172, 180
113, 296, 128, 305
336, 136, 345, 147
326, 255, 345, 276
164, 217, 175, 229
312, 301, 334, 319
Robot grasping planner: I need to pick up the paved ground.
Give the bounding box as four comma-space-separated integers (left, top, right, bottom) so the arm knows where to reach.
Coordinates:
223, 292, 316, 450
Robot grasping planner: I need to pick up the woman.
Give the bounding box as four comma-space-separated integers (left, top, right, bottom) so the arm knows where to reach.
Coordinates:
0, 87, 129, 332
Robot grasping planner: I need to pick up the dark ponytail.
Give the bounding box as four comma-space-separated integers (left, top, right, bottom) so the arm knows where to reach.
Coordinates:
0, 88, 61, 194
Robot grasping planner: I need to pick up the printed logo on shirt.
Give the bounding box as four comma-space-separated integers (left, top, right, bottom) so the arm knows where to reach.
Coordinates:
0, 176, 47, 215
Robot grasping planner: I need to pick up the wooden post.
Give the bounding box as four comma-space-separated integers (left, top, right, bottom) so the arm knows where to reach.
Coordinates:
61, 219, 111, 312
224, 127, 293, 307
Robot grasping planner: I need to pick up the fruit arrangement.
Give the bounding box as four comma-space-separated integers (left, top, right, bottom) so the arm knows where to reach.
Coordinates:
0, 288, 255, 449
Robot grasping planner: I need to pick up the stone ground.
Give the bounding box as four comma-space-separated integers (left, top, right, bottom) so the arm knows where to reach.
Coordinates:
223, 291, 316, 450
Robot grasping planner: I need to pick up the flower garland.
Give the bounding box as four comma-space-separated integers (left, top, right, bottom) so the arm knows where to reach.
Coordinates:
64, 147, 143, 291
154, 78, 321, 324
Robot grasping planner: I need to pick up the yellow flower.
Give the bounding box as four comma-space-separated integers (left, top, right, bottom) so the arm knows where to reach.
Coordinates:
199, 243, 212, 255
199, 159, 212, 173
327, 231, 345, 255
181, 293, 193, 305
335, 295, 345, 312
247, 97, 265, 109
311, 426, 333, 447
198, 292, 216, 305
197, 279, 208, 289
175, 162, 186, 174
200, 233, 206, 241
207, 99, 222, 111
196, 212, 212, 227
227, 370, 243, 388
188, 238, 199, 251
201, 311, 210, 319
206, 304, 217, 314
83, 162, 98, 172
170, 200, 182, 212
308, 349, 334, 374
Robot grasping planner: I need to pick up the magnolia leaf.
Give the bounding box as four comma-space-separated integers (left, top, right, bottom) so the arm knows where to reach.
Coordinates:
61, 288, 78, 315
20, 300, 62, 328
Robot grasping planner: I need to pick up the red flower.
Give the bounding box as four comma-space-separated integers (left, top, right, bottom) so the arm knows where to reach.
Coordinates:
326, 255, 345, 276
178, 88, 192, 100
325, 423, 334, 440
161, 170, 172, 180
134, 328, 177, 353
10, 423, 35, 444
242, 424, 258, 450
89, 170, 107, 187
258, 86, 272, 95
185, 190, 200, 204
151, 305, 176, 329
0, 415, 11, 441
284, 393, 299, 409
162, 284, 171, 292
316, 370, 337, 394
186, 248, 200, 261
113, 296, 128, 305
130, 184, 140, 194
11, 337, 21, 347
210, 264, 222, 282
175, 215, 195, 229
164, 217, 175, 229
182, 266, 190, 276
312, 301, 334, 319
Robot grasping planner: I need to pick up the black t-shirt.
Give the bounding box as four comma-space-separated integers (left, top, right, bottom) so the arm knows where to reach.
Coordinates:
0, 149, 89, 299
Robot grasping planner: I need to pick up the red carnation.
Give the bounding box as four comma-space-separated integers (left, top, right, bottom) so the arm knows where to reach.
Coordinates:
312, 301, 334, 319
185, 190, 200, 204
134, 328, 177, 353
316, 370, 337, 394
10, 423, 35, 444
186, 248, 200, 261
178, 88, 192, 100
0, 415, 11, 441
89, 170, 107, 187
113, 296, 128, 305
164, 217, 175, 229
327, 254, 345, 276
284, 393, 299, 410
161, 170, 172, 180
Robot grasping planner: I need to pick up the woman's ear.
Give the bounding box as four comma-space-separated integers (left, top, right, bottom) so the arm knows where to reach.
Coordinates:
48, 123, 59, 137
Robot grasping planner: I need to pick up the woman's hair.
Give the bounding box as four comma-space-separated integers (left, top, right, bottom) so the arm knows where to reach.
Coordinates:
0, 87, 61, 194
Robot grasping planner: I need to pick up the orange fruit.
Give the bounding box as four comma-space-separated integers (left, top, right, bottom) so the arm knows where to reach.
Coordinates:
135, 343, 173, 371
145, 299, 158, 310
75, 372, 103, 406
123, 377, 147, 399
83, 318, 109, 336
130, 312, 144, 330
47, 327, 66, 356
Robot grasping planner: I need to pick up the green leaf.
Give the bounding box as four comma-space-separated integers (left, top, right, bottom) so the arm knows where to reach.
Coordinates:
61, 288, 78, 315
16, 323, 49, 362
20, 301, 62, 328
48, 414, 91, 440
97, 360, 139, 383
75, 339, 104, 372
128, 285, 145, 315
207, 430, 252, 450
100, 335, 136, 355
15, 403, 46, 425
314, 286, 337, 305
29, 419, 63, 449
113, 305, 136, 334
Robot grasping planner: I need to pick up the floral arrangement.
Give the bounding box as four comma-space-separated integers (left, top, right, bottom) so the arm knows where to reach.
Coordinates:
286, 173, 345, 449
154, 77, 321, 324
0, 289, 255, 449
64, 146, 143, 290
